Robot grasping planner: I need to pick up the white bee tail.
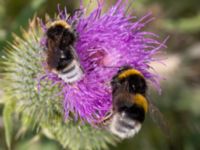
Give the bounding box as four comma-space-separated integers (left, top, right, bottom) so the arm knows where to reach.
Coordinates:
109, 113, 142, 139
57, 60, 84, 83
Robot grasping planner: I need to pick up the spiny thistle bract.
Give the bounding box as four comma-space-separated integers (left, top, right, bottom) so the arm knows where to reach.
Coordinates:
1, 0, 166, 150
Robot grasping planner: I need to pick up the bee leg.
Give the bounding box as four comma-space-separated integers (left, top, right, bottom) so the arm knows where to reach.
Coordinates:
99, 110, 113, 126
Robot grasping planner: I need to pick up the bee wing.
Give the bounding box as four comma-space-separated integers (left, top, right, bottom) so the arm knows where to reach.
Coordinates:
148, 99, 171, 138
47, 40, 61, 68
70, 46, 79, 60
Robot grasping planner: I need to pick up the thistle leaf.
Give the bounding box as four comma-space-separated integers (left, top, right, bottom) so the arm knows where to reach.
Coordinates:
3, 101, 14, 149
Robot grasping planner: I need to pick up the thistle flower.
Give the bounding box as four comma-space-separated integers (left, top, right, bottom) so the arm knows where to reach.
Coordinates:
41, 0, 166, 123
1, 0, 167, 149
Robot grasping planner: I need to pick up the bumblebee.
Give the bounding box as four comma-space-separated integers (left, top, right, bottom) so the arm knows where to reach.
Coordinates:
102, 66, 169, 139
45, 20, 84, 83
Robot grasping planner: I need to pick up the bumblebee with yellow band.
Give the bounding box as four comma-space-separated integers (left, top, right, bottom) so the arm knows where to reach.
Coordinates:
106, 66, 148, 138
102, 66, 169, 139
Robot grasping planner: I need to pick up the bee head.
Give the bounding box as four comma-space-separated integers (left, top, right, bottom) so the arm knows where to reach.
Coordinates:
112, 67, 147, 95
47, 25, 65, 41
47, 20, 76, 46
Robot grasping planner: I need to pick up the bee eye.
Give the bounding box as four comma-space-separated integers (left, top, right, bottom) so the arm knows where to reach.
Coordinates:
128, 84, 135, 93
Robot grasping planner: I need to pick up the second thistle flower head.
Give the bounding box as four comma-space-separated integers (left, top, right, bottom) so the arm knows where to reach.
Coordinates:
41, 0, 166, 124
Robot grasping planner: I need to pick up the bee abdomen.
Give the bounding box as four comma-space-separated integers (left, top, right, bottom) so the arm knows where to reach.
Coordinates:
109, 113, 142, 139
57, 60, 84, 83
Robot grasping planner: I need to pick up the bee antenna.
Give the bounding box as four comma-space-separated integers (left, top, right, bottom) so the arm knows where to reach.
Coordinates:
70, 8, 84, 28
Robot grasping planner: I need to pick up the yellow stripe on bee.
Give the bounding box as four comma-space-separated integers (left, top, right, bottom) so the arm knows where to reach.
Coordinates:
133, 94, 148, 113
50, 20, 71, 29
118, 69, 144, 79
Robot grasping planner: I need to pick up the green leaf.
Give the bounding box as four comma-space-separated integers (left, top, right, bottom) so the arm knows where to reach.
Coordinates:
3, 102, 15, 149
163, 13, 200, 33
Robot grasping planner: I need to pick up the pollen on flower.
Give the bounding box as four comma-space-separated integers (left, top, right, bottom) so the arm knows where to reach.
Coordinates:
39, 0, 166, 124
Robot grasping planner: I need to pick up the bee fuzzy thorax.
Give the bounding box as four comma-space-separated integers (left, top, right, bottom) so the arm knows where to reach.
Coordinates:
118, 68, 144, 79
49, 20, 71, 29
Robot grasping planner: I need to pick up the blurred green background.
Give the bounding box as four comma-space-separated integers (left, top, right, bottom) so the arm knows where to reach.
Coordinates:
0, 0, 200, 150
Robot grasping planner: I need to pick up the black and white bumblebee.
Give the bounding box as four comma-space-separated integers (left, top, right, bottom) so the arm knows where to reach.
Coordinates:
45, 20, 84, 83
